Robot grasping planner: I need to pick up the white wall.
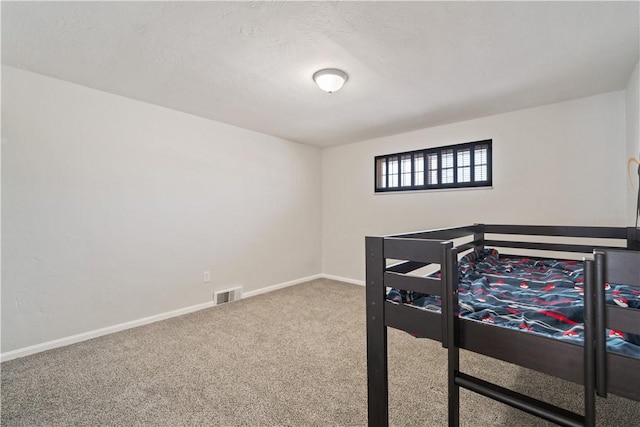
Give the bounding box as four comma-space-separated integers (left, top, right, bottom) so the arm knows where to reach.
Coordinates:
322, 92, 627, 282
626, 60, 640, 226
2, 64, 633, 355
1, 66, 322, 353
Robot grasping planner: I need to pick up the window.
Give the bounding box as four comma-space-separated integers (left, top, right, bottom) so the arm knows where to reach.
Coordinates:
374, 140, 492, 192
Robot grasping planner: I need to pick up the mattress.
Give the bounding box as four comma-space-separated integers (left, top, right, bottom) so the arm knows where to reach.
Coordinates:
387, 248, 640, 357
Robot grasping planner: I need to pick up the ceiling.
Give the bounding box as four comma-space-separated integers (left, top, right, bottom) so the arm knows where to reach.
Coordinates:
2, 1, 639, 148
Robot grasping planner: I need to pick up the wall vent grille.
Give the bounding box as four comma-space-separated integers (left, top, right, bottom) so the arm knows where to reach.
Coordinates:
214, 286, 243, 306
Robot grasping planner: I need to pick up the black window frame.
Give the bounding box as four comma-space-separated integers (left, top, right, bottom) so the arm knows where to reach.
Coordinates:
374, 139, 492, 192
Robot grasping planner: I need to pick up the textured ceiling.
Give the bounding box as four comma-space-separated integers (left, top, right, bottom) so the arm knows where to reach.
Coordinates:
2, 1, 639, 147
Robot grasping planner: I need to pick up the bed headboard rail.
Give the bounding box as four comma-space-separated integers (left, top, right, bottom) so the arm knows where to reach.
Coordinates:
386, 224, 638, 257
602, 249, 640, 287
483, 224, 627, 238
479, 224, 632, 256
389, 224, 481, 240
383, 237, 448, 264
366, 236, 458, 345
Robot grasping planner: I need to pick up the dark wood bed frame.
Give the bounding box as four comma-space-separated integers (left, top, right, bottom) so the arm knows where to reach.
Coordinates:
365, 224, 640, 427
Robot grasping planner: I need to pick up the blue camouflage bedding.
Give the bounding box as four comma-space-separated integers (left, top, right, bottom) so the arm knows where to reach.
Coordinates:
387, 248, 640, 357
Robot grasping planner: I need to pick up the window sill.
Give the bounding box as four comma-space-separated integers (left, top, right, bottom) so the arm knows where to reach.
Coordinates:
374, 186, 493, 195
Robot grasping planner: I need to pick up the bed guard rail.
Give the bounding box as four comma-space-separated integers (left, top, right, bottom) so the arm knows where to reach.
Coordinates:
447, 258, 597, 427
593, 249, 640, 398
366, 232, 465, 427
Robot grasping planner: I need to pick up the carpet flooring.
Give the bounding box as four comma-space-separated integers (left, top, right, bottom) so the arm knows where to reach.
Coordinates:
1, 279, 639, 426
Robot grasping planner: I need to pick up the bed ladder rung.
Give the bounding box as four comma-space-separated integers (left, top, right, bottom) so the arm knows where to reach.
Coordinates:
455, 372, 585, 427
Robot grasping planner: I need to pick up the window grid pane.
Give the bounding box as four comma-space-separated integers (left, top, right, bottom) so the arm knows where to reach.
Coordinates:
474, 146, 488, 165
427, 153, 438, 185
457, 149, 471, 167
474, 146, 488, 182
442, 168, 454, 184
441, 150, 454, 168
376, 158, 387, 188
441, 150, 454, 184
457, 149, 471, 183
388, 156, 399, 187
458, 167, 471, 182
414, 153, 424, 186
475, 165, 487, 181
401, 155, 412, 187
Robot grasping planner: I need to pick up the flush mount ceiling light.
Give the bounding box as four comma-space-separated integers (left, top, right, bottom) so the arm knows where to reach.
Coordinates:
313, 68, 348, 93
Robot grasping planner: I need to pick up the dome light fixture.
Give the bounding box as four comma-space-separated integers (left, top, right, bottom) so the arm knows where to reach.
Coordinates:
313, 68, 348, 93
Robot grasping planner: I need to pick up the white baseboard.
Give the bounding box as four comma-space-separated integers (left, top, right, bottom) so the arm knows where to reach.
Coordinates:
0, 300, 216, 363
320, 274, 365, 286
1, 273, 358, 362
242, 274, 323, 298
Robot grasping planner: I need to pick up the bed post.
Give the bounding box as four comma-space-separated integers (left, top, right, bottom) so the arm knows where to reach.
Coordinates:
474, 223, 485, 251
442, 242, 459, 427
627, 227, 640, 250
593, 251, 608, 398
366, 236, 388, 427
583, 259, 596, 427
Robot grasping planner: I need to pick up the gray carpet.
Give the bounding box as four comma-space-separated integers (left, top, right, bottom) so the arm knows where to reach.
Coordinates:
1, 279, 639, 426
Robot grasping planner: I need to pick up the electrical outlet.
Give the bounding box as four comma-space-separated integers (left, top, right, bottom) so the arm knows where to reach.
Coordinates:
203, 271, 211, 283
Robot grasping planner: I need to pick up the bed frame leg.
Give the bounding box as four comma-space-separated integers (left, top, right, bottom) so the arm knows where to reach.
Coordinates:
366, 237, 388, 427
443, 243, 460, 427
583, 259, 596, 427
448, 371, 460, 427
593, 251, 607, 398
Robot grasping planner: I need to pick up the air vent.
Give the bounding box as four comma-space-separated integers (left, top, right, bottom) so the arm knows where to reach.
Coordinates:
213, 286, 243, 306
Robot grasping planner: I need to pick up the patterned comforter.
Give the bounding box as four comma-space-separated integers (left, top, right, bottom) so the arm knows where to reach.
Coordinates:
387, 248, 640, 357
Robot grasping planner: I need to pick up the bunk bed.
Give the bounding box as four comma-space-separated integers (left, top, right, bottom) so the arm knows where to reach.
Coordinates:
365, 224, 640, 427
